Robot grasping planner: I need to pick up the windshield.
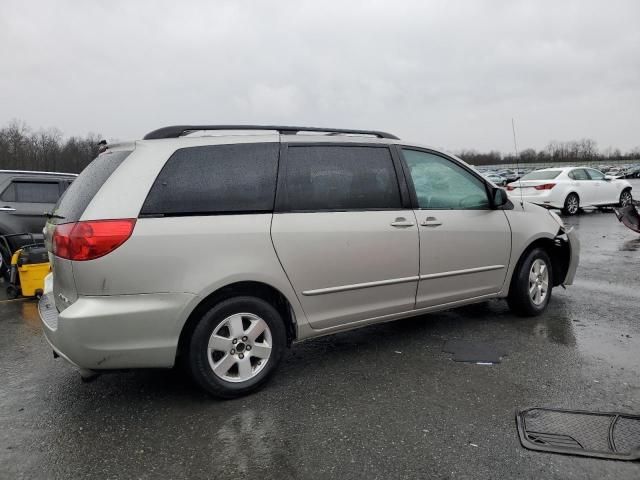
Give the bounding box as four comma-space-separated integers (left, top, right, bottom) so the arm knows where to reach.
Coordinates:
520, 170, 562, 181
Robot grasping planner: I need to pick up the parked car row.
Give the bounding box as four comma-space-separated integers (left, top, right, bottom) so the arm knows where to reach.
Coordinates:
477, 163, 640, 188
476, 168, 533, 185
598, 164, 640, 179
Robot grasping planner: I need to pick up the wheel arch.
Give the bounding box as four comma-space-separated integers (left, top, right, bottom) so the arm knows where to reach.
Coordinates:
507, 234, 570, 294
565, 191, 580, 202
176, 281, 297, 363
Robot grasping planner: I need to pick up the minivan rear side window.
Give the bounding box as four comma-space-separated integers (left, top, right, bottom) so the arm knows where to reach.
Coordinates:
281, 146, 401, 211
52, 150, 132, 225
141, 143, 279, 216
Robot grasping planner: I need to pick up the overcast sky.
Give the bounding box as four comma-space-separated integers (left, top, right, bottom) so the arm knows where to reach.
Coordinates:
1, 0, 638, 152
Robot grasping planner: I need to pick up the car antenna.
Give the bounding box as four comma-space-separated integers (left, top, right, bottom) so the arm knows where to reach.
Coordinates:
512, 118, 524, 209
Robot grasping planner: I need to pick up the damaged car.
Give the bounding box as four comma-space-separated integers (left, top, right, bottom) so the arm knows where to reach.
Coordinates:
39, 125, 580, 398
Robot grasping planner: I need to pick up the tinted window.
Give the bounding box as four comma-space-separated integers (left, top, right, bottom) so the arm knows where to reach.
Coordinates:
1, 181, 60, 203
569, 169, 589, 180
53, 150, 131, 224
141, 143, 278, 216
403, 149, 489, 209
586, 169, 605, 180
0, 183, 15, 201
521, 170, 562, 180
282, 146, 401, 211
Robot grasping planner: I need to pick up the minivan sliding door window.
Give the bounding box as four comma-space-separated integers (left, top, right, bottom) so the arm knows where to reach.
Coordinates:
280, 145, 402, 211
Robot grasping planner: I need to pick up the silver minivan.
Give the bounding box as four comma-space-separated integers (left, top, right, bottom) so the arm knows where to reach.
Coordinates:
39, 125, 579, 398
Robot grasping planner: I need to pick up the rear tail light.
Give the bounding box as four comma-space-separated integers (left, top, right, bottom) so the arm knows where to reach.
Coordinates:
506, 185, 516, 191
534, 183, 556, 190
53, 219, 136, 261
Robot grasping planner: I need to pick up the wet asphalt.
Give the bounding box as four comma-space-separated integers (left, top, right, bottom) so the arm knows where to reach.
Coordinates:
1, 185, 640, 479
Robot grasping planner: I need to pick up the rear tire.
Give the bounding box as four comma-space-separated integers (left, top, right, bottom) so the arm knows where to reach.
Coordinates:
507, 248, 553, 317
187, 296, 287, 398
619, 189, 633, 207
562, 193, 580, 216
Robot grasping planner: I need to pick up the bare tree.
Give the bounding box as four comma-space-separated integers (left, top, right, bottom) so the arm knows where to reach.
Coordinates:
0, 120, 101, 173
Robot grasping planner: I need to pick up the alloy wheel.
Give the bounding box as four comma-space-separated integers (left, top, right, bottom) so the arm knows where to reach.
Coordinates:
529, 259, 549, 306
566, 195, 579, 215
207, 313, 272, 383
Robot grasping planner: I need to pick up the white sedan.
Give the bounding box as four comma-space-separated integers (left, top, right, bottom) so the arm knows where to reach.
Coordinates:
506, 167, 633, 215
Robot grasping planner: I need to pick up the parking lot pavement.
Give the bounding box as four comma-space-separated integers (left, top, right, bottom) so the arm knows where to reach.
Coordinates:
1, 210, 639, 479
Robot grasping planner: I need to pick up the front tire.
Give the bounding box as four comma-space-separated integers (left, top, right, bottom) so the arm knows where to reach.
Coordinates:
562, 193, 580, 215
187, 296, 287, 398
619, 189, 633, 207
507, 248, 553, 317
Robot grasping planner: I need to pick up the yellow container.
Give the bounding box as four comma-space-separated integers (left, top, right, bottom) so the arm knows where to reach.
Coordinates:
10, 248, 51, 298
17, 262, 51, 297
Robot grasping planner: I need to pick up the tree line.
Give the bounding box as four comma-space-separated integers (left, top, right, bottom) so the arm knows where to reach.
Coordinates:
0, 120, 102, 173
0, 120, 639, 172
457, 139, 640, 166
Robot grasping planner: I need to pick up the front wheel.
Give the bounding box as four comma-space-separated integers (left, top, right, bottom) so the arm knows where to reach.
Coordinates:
562, 193, 580, 216
507, 248, 553, 317
619, 189, 633, 207
187, 296, 287, 398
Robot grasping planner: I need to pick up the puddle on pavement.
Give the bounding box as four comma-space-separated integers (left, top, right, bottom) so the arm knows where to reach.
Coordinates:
531, 314, 576, 346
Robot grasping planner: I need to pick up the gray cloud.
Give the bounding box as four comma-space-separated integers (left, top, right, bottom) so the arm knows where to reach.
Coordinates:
1, 0, 638, 152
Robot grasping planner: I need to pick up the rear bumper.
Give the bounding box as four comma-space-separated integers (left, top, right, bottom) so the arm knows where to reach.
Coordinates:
39, 290, 196, 370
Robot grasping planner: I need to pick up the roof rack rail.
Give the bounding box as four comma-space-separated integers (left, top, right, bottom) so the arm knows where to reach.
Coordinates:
143, 125, 399, 140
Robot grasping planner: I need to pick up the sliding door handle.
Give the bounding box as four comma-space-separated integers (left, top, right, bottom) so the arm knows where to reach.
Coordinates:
390, 217, 415, 227
421, 216, 442, 227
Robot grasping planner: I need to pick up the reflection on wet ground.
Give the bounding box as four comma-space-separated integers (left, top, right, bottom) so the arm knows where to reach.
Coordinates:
531, 308, 577, 346
1, 198, 640, 479
20, 301, 40, 331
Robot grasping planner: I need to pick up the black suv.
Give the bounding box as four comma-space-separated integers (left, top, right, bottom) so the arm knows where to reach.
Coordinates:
0, 170, 76, 235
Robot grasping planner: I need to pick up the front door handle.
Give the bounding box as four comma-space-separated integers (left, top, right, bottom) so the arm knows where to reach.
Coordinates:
0, 206, 16, 212
421, 216, 442, 227
390, 217, 415, 228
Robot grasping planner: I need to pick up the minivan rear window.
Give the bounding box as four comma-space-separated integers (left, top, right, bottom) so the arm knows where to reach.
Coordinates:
140, 143, 279, 216
52, 150, 132, 224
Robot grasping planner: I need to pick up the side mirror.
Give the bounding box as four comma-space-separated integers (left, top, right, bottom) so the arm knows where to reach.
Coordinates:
492, 187, 509, 208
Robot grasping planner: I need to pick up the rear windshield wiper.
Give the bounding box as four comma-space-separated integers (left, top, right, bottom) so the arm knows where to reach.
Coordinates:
44, 211, 65, 220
